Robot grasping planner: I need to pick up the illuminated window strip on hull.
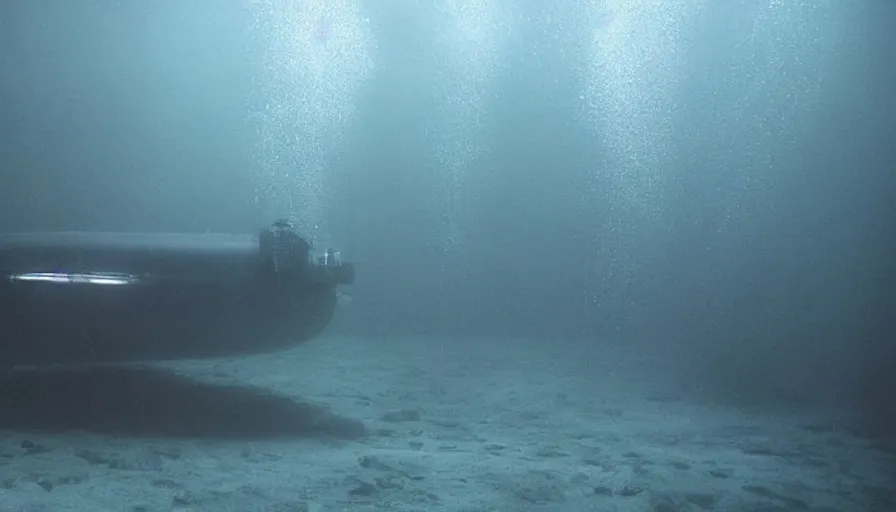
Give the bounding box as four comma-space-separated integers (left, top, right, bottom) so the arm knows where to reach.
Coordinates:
8, 272, 140, 286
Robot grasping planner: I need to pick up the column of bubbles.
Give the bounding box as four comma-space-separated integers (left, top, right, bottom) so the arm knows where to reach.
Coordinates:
249, 0, 375, 245
711, 0, 844, 233
429, 0, 510, 253
581, 0, 704, 282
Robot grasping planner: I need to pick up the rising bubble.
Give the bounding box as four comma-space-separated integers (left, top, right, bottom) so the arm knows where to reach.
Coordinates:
248, 0, 376, 245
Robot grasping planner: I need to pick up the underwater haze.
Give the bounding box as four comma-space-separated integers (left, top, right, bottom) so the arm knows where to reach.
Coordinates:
1, 1, 894, 510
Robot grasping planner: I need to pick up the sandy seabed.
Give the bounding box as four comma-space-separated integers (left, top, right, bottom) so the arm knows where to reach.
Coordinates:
0, 335, 892, 511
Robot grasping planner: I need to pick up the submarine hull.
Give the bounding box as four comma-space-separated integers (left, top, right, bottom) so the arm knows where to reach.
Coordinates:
0, 228, 353, 365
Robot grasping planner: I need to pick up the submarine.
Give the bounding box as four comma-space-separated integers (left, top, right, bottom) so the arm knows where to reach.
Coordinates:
0, 220, 354, 366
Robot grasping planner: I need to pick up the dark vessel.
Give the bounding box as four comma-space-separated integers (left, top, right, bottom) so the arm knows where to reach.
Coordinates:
0, 220, 354, 366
